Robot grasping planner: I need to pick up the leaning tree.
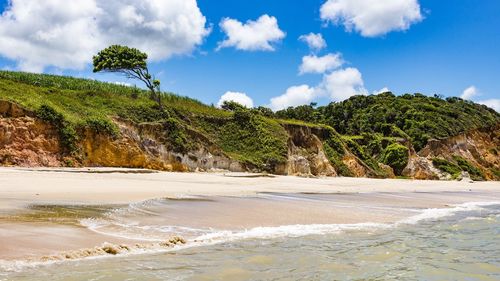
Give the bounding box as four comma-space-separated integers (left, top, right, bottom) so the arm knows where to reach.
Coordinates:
93, 45, 163, 108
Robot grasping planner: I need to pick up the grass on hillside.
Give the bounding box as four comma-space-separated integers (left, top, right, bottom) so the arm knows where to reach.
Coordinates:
0, 71, 286, 169
0, 71, 229, 120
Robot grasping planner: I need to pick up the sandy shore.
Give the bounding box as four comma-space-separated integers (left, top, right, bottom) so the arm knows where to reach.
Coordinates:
1, 167, 499, 205
1, 167, 499, 261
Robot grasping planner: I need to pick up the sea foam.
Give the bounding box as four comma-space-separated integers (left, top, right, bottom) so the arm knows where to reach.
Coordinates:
1, 201, 498, 273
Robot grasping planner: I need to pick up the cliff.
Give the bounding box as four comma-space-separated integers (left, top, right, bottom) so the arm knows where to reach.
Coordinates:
0, 71, 499, 180
0, 101, 353, 176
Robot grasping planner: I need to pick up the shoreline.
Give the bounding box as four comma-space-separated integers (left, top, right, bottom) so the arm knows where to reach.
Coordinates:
1, 167, 499, 262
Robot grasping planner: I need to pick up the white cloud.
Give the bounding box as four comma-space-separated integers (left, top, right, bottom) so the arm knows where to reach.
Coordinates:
270, 85, 317, 111
0, 0, 210, 72
320, 0, 423, 37
218, 91, 254, 108
461, 86, 479, 100
217, 15, 285, 51
299, 53, 344, 74
373, 87, 390, 95
269, 67, 368, 109
477, 99, 500, 112
319, 67, 368, 101
299, 33, 327, 52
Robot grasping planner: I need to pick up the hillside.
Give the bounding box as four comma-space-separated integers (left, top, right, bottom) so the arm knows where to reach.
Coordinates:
0, 71, 499, 180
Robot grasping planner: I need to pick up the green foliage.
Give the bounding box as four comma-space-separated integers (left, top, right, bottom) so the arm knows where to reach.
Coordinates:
197, 109, 288, 171
35, 105, 78, 153
277, 93, 500, 151
322, 128, 352, 177
93, 45, 148, 73
432, 156, 485, 180
432, 158, 462, 179
452, 156, 485, 181
221, 100, 247, 111
0, 71, 289, 171
344, 138, 387, 177
86, 118, 119, 138
253, 106, 274, 118
381, 143, 409, 175
275, 103, 321, 123
163, 118, 192, 153
0, 71, 231, 157
93, 45, 162, 108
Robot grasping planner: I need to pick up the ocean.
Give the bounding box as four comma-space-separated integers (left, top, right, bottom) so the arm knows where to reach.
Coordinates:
1, 193, 499, 280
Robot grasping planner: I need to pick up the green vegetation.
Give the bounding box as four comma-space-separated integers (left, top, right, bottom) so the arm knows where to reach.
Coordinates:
35, 105, 78, 153
93, 45, 163, 108
194, 107, 288, 170
0, 71, 497, 179
275, 92, 500, 151
0, 71, 284, 169
322, 128, 352, 176
381, 143, 409, 175
452, 156, 485, 181
432, 158, 462, 179
432, 156, 485, 181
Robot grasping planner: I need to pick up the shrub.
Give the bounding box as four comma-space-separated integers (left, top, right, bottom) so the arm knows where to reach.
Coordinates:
382, 143, 409, 175
164, 118, 191, 153
36, 105, 78, 153
453, 156, 485, 181
432, 158, 461, 178
221, 101, 247, 111
233, 108, 254, 126
86, 118, 119, 137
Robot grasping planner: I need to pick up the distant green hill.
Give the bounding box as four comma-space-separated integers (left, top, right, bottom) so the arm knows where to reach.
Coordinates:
276, 92, 500, 151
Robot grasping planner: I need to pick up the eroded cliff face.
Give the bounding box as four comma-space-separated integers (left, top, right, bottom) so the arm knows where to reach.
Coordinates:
0, 102, 329, 175
0, 102, 63, 167
82, 119, 245, 173
280, 124, 336, 177
1, 100, 498, 180
403, 125, 500, 180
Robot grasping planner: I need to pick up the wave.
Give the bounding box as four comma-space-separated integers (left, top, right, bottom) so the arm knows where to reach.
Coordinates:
397, 201, 500, 225
1, 201, 498, 273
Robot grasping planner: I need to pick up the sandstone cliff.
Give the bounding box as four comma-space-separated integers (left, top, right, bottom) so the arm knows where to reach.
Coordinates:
1, 100, 498, 180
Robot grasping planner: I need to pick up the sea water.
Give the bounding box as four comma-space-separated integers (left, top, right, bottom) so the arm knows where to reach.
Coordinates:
1, 195, 499, 280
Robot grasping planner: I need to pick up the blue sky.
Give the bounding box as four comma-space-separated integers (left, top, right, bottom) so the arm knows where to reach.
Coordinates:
0, 0, 499, 110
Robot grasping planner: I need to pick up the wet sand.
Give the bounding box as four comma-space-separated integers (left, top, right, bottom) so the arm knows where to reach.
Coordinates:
0, 167, 499, 261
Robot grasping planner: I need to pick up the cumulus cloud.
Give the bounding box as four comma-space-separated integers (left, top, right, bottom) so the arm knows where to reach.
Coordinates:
218, 91, 254, 108
319, 67, 368, 101
0, 0, 210, 72
299, 33, 327, 52
320, 0, 423, 37
217, 15, 285, 51
299, 53, 344, 74
461, 86, 479, 100
477, 99, 500, 112
270, 85, 317, 111
270, 67, 367, 110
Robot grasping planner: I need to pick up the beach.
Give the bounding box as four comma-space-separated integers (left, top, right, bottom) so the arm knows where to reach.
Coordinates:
1, 167, 499, 280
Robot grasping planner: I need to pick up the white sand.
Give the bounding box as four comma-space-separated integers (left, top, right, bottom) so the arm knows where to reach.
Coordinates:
1, 167, 499, 205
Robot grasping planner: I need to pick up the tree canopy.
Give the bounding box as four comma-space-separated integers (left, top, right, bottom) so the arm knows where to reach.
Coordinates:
93, 45, 162, 108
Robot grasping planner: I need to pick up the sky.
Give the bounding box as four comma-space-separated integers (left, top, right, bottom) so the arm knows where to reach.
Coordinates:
0, 0, 499, 111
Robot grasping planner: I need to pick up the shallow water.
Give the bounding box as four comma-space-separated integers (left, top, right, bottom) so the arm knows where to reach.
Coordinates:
1, 194, 499, 280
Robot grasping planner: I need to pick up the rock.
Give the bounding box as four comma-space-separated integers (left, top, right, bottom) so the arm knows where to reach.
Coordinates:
458, 171, 474, 183
283, 124, 337, 177
402, 156, 440, 180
